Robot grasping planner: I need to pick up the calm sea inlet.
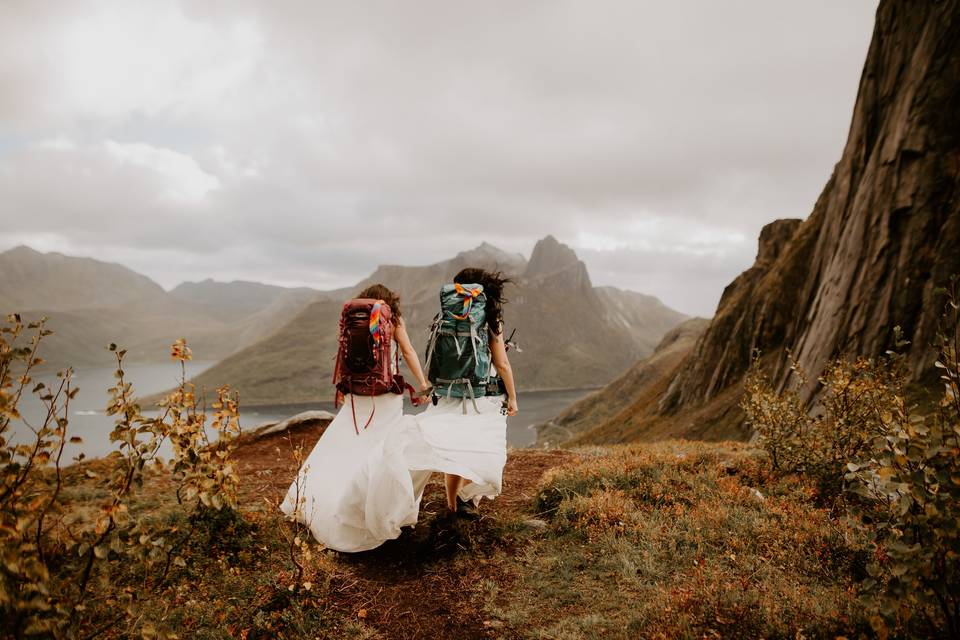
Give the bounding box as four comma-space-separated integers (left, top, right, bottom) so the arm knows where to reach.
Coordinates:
11, 361, 595, 463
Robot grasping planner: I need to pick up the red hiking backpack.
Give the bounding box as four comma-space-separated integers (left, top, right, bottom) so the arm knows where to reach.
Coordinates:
332, 298, 417, 432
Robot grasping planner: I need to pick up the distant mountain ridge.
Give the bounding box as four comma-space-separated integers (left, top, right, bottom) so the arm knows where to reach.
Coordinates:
0, 239, 687, 404
178, 236, 688, 406
169, 279, 321, 323
0, 245, 163, 312
0, 246, 324, 370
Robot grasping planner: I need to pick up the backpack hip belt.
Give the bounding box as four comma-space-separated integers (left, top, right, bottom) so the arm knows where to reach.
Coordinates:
435, 377, 483, 415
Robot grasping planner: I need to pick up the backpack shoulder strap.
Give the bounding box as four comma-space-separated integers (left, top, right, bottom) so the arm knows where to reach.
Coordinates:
424, 312, 443, 369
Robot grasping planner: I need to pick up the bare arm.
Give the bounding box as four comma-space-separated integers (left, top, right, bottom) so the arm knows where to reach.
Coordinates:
490, 328, 518, 416
395, 318, 430, 391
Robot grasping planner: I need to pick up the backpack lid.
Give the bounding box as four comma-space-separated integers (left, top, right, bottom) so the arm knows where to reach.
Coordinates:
341, 297, 393, 340
441, 283, 485, 320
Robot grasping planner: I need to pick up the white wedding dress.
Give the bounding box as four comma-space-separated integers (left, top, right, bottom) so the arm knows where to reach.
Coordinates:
414, 394, 508, 505
279, 340, 508, 553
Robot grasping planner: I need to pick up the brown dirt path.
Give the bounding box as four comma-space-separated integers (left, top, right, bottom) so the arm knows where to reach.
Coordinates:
231, 420, 576, 639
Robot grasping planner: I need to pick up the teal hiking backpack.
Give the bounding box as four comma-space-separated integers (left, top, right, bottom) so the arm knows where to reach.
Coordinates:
425, 283, 494, 412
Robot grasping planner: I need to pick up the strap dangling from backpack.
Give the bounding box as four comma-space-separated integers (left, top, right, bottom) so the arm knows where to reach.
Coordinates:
349, 385, 377, 435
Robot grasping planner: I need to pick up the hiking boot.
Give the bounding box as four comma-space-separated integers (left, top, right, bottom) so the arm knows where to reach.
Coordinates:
455, 498, 480, 520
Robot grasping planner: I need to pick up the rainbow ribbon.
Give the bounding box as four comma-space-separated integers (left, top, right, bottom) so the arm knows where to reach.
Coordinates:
369, 300, 383, 343
450, 283, 482, 320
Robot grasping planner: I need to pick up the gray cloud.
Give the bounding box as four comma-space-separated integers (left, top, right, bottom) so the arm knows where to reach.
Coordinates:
0, 0, 878, 315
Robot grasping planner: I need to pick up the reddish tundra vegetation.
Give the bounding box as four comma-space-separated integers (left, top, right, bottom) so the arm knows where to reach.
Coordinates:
4, 296, 960, 638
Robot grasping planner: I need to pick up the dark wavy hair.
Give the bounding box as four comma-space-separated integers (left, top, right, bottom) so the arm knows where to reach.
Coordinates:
357, 283, 402, 325
453, 268, 512, 334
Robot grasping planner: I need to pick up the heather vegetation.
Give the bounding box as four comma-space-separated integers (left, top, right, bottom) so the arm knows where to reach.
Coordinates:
4, 288, 959, 639
488, 442, 873, 638
0, 318, 338, 639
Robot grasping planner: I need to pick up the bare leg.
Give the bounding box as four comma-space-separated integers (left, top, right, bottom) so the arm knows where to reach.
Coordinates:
444, 473, 464, 511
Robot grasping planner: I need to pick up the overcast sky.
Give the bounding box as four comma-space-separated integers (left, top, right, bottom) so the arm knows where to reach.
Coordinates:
0, 1, 878, 316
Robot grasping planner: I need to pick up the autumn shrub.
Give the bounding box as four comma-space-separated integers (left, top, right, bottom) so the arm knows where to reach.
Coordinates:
1, 317, 241, 639
554, 488, 635, 542
743, 285, 960, 638
843, 295, 960, 639
742, 349, 903, 501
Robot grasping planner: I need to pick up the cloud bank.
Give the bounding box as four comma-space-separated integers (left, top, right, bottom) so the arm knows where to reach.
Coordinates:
0, 1, 878, 315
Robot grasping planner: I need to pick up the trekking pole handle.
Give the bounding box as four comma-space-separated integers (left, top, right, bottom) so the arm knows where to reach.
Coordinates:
504, 328, 520, 353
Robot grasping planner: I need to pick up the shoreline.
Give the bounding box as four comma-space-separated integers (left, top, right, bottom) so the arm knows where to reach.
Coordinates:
233, 385, 605, 412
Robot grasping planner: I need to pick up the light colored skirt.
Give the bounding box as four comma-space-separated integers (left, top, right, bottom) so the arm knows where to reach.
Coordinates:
413, 394, 508, 505
279, 393, 507, 552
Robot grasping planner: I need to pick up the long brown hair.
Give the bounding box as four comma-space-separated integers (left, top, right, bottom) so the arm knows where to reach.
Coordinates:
357, 283, 402, 325
453, 268, 511, 334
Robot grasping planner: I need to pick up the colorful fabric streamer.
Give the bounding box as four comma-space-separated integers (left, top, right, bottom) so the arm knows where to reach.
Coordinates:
450, 283, 482, 320
369, 300, 383, 343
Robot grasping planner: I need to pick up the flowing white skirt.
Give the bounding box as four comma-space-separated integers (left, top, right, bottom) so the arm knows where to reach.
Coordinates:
279, 393, 507, 553
414, 394, 508, 505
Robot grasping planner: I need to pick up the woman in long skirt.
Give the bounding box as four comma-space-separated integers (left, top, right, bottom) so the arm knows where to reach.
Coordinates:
416, 268, 518, 514
279, 283, 433, 552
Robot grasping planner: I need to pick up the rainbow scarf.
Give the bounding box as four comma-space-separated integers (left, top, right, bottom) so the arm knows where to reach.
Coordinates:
369, 300, 384, 343
450, 283, 482, 320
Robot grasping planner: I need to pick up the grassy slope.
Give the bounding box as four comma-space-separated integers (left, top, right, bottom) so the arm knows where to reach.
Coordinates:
56, 430, 875, 639
493, 441, 872, 639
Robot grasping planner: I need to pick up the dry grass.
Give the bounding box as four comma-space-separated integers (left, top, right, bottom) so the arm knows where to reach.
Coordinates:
27, 435, 881, 639
482, 441, 873, 639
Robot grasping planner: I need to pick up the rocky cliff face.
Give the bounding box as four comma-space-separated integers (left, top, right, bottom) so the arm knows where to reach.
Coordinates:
657, 0, 960, 430
658, 219, 806, 411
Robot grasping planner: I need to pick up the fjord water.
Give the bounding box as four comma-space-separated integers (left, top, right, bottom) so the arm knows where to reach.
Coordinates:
12, 361, 219, 463
12, 361, 593, 461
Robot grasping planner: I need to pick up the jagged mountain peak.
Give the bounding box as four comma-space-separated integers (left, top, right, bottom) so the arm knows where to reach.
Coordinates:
455, 242, 527, 272
525, 235, 581, 278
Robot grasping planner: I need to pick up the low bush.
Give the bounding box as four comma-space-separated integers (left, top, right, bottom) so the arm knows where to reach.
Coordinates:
1, 317, 241, 638
743, 285, 960, 638
742, 350, 901, 502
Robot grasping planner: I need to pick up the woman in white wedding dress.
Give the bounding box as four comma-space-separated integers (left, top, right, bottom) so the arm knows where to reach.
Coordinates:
279, 284, 435, 553
417, 268, 518, 514
280, 273, 518, 552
